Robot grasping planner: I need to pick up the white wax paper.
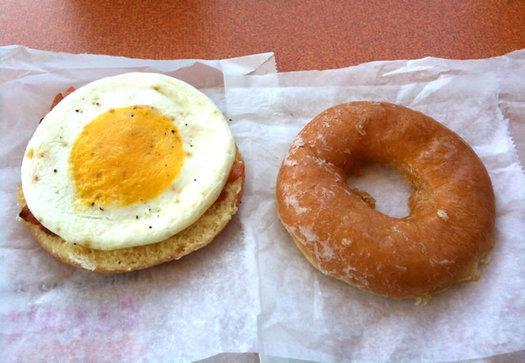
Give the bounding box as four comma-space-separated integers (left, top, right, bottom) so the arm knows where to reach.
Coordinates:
0, 46, 275, 362
1, 46, 525, 362
224, 51, 525, 362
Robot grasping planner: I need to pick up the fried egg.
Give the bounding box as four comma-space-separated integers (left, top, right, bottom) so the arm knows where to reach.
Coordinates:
21, 73, 235, 250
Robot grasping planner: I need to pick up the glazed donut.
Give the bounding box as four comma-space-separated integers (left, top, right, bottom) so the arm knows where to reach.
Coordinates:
276, 102, 495, 300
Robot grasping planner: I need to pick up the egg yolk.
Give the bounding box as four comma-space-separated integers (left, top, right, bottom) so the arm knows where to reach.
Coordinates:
70, 106, 185, 208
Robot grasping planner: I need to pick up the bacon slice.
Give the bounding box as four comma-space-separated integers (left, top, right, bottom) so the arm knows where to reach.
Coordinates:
214, 161, 245, 204
49, 87, 76, 111
228, 161, 245, 182
19, 206, 57, 237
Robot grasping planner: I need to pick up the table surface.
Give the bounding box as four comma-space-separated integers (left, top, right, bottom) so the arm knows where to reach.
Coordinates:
2, 2, 525, 361
2, 0, 525, 71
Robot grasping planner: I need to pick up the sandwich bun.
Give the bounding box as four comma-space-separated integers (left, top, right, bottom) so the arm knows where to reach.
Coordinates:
18, 73, 244, 273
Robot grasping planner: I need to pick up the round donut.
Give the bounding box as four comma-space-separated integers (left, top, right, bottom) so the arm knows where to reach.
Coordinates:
276, 102, 495, 300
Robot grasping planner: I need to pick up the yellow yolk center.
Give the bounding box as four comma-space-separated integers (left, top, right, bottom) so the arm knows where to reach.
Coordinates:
70, 106, 184, 207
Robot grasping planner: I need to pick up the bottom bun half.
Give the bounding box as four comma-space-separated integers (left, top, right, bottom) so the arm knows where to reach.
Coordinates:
18, 151, 244, 273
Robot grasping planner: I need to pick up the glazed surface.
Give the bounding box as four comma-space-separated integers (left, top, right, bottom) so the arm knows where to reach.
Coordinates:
276, 102, 495, 299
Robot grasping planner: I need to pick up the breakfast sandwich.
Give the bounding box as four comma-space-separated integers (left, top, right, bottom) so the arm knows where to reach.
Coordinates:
18, 73, 245, 273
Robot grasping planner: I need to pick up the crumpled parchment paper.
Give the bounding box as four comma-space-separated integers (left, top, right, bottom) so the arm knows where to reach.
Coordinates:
224, 50, 525, 362
0, 45, 274, 362
1, 45, 524, 362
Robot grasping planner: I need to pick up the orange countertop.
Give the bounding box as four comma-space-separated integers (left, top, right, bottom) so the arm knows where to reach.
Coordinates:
1, 0, 525, 72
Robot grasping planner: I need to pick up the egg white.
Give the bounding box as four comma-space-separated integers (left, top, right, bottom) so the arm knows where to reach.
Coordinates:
21, 73, 235, 250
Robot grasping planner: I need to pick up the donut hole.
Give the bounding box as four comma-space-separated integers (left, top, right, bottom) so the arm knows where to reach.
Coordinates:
346, 163, 414, 218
